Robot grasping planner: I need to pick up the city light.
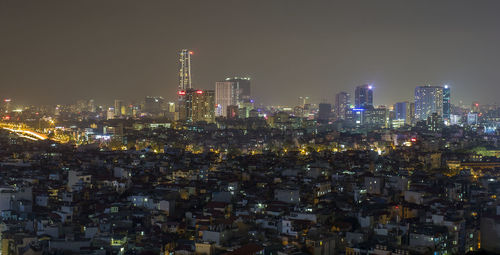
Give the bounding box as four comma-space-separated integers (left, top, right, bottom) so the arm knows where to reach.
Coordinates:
1, 4, 498, 253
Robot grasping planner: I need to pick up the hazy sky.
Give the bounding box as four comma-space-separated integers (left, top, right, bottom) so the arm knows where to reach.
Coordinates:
1, 0, 500, 106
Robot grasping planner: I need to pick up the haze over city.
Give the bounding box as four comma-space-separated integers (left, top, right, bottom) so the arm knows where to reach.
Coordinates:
3, 1, 500, 254
1, 0, 500, 106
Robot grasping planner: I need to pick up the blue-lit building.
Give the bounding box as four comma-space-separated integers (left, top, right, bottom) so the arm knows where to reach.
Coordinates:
394, 101, 411, 125
355, 84, 373, 109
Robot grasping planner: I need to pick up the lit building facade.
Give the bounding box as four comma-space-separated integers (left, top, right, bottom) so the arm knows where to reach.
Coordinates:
178, 49, 193, 91
225, 77, 251, 103
414, 85, 443, 121
355, 84, 373, 109
181, 89, 215, 123
335, 92, 351, 120
443, 85, 451, 124
394, 101, 411, 125
215, 81, 238, 117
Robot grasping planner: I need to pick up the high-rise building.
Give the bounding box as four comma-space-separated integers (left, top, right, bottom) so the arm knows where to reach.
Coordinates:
318, 103, 332, 123
414, 85, 444, 121
106, 107, 115, 120
335, 92, 351, 120
443, 85, 451, 124
215, 81, 239, 117
114, 100, 124, 117
88, 99, 95, 113
180, 89, 215, 123
471, 101, 480, 113
409, 102, 415, 125
355, 84, 373, 109
3, 99, 11, 113
364, 107, 388, 128
394, 101, 411, 125
298, 96, 310, 107
225, 77, 251, 103
179, 49, 193, 91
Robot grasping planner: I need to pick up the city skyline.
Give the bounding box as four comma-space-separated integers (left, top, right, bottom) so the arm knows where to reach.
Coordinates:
2, 1, 500, 106
1, 2, 500, 253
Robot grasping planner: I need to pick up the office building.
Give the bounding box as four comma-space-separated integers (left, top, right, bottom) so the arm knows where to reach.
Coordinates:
355, 84, 373, 109
443, 85, 451, 124
114, 100, 125, 117
179, 49, 193, 91
298, 96, 310, 107
215, 81, 239, 117
394, 101, 411, 125
335, 92, 351, 120
317, 103, 332, 123
414, 85, 443, 121
364, 107, 388, 128
225, 77, 251, 103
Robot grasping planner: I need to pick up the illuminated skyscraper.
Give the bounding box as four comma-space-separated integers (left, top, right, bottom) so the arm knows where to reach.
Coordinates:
355, 84, 373, 109
225, 77, 251, 103
394, 101, 411, 125
215, 81, 239, 117
181, 89, 215, 123
443, 85, 451, 124
414, 85, 443, 121
178, 49, 193, 91
335, 92, 351, 120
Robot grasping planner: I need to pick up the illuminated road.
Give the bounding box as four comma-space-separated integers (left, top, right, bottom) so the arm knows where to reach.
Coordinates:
1, 126, 48, 140
0, 123, 51, 141
0, 122, 70, 143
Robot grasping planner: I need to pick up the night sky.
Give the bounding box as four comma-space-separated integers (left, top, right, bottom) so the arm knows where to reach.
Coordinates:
1, 0, 500, 106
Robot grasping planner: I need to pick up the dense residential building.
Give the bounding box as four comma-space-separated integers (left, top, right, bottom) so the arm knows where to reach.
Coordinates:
2, 2, 499, 254
180, 89, 215, 123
